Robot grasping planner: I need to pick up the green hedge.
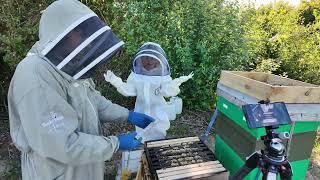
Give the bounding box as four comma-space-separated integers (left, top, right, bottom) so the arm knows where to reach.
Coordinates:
1, 0, 250, 109
86, 0, 251, 109
1, 0, 320, 110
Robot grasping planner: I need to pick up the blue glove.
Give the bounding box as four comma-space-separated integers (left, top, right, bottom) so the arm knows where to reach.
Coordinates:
128, 111, 155, 129
117, 132, 142, 150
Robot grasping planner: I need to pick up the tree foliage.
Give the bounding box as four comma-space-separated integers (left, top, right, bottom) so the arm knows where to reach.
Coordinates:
1, 0, 320, 110
85, 0, 250, 109
243, 0, 320, 84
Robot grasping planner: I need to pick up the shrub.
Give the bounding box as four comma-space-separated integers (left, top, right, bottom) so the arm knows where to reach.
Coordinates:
86, 0, 250, 109
243, 0, 320, 84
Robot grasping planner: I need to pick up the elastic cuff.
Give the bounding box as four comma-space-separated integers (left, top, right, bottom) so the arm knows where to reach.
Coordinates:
109, 136, 120, 152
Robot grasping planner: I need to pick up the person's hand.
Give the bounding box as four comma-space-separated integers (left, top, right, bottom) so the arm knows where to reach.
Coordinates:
128, 111, 155, 129
104, 70, 122, 86
172, 72, 194, 86
104, 70, 115, 82
117, 132, 142, 150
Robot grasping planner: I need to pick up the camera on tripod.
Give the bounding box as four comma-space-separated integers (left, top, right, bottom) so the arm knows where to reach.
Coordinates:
230, 101, 293, 180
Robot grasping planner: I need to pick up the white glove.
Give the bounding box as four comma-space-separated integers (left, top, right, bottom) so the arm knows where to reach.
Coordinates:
160, 72, 194, 97
104, 70, 123, 87
104, 70, 137, 96
172, 72, 194, 86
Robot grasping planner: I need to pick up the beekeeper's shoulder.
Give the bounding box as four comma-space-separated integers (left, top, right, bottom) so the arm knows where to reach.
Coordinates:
15, 55, 52, 83
10, 56, 60, 101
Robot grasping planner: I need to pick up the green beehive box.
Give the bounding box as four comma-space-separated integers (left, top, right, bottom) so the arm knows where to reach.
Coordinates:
215, 135, 310, 180
215, 112, 317, 162
217, 95, 319, 138
214, 71, 320, 179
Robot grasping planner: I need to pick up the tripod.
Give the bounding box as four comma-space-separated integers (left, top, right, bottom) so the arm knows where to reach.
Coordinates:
230, 126, 293, 180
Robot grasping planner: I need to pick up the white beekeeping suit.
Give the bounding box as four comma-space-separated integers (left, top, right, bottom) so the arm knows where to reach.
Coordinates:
105, 42, 193, 142
7, 1, 155, 180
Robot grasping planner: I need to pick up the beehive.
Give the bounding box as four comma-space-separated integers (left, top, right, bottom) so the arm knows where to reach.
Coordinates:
143, 137, 229, 180
215, 71, 320, 180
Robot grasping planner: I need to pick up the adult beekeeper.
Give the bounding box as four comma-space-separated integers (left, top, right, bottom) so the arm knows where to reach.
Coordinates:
7, 0, 155, 180
105, 42, 193, 142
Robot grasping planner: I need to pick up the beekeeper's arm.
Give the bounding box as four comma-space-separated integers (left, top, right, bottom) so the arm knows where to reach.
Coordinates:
92, 84, 154, 127
92, 89, 129, 123
104, 70, 136, 96
160, 72, 194, 97
17, 85, 119, 165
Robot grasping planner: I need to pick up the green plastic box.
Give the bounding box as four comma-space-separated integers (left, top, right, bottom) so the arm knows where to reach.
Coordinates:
217, 96, 319, 138
215, 112, 317, 162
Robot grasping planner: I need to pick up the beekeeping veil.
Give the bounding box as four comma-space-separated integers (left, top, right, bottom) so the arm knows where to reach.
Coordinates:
132, 42, 170, 76
38, 0, 124, 79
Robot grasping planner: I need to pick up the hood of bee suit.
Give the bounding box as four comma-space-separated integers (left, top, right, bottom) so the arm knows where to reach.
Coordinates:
132, 42, 170, 76
32, 0, 124, 79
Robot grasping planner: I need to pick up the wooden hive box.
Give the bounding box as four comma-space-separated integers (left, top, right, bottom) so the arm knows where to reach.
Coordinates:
219, 71, 320, 103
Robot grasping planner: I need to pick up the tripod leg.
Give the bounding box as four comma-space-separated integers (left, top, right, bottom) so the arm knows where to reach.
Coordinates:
229, 152, 261, 180
262, 172, 277, 180
279, 162, 293, 180
255, 169, 261, 180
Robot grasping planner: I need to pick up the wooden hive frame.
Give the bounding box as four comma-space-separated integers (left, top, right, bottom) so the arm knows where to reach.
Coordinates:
156, 160, 228, 180
136, 154, 153, 180
137, 137, 229, 180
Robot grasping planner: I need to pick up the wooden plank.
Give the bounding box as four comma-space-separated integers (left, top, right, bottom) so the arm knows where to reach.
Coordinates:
158, 167, 226, 180
147, 137, 199, 145
147, 140, 199, 147
230, 71, 315, 87
147, 137, 199, 148
266, 73, 316, 87
135, 162, 143, 180
156, 161, 220, 174
231, 71, 268, 83
270, 86, 320, 103
186, 171, 229, 180
140, 153, 152, 180
157, 164, 223, 178
217, 82, 258, 106
219, 71, 320, 103
157, 164, 225, 178
219, 71, 273, 102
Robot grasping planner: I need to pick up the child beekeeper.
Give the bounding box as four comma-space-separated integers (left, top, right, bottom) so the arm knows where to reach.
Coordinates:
105, 42, 193, 142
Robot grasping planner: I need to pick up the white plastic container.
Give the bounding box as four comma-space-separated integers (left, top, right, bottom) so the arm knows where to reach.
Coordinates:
116, 150, 144, 180
165, 96, 183, 121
